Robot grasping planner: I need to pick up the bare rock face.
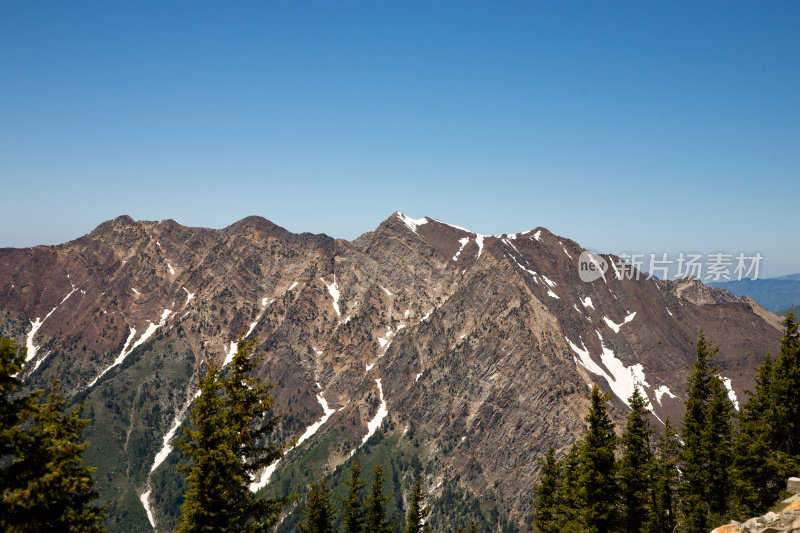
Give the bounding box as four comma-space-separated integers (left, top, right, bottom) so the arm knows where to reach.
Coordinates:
0, 212, 782, 532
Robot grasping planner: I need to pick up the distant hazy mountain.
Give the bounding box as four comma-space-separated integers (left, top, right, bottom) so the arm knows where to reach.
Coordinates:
710, 274, 800, 314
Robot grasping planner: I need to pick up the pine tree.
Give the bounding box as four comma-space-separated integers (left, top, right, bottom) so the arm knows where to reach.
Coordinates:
299, 480, 336, 533
554, 437, 587, 531
176, 337, 287, 532
340, 460, 366, 533
4, 383, 106, 532
580, 385, 619, 532
647, 418, 680, 533
1, 339, 105, 532
619, 385, 654, 533
767, 310, 800, 456
679, 332, 734, 533
704, 373, 735, 524
404, 474, 429, 533
733, 310, 800, 516
364, 463, 393, 533
532, 447, 562, 533
0, 337, 39, 491
734, 352, 780, 516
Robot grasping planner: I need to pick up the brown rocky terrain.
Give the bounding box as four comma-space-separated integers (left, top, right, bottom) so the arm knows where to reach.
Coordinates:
0, 212, 783, 531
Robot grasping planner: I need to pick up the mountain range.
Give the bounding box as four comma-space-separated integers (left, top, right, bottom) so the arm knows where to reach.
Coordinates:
0, 212, 783, 531
710, 274, 800, 315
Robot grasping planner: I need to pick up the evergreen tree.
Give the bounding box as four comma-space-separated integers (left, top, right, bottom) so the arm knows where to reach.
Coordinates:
176, 337, 287, 532
679, 332, 734, 533
766, 310, 800, 456
580, 385, 619, 533
468, 519, 478, 533
554, 436, 587, 531
647, 418, 680, 533
532, 447, 562, 533
1, 339, 105, 532
734, 353, 781, 516
299, 480, 336, 533
364, 463, 392, 533
404, 475, 429, 533
733, 310, 800, 516
0, 338, 39, 491
4, 382, 106, 532
340, 460, 366, 533
704, 374, 735, 524
619, 386, 654, 533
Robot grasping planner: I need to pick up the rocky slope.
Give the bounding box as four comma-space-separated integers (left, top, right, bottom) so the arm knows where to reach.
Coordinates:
0, 213, 783, 531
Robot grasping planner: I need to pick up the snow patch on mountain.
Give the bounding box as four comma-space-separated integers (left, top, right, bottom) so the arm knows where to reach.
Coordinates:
547, 289, 560, 299
26, 287, 78, 362
250, 384, 337, 492
452, 237, 470, 261
397, 213, 429, 234
510, 255, 538, 279
295, 389, 336, 448
222, 340, 238, 367
581, 297, 594, 309
654, 385, 677, 405
358, 379, 388, 447
250, 461, 280, 493
720, 376, 740, 411
367, 328, 395, 371
566, 332, 654, 412
140, 486, 155, 528
430, 217, 472, 233
321, 276, 341, 316
533, 230, 542, 241
502, 238, 521, 255
30, 350, 52, 373
603, 312, 636, 333
182, 287, 195, 305
475, 235, 485, 258
151, 389, 200, 473
89, 309, 173, 388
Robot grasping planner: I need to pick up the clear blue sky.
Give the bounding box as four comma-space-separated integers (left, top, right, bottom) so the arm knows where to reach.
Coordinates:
1, 1, 798, 276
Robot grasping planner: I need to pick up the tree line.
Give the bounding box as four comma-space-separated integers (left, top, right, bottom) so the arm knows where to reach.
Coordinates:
294, 461, 461, 533
532, 310, 800, 533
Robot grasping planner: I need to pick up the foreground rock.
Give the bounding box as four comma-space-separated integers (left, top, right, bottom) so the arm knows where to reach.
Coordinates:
712, 478, 800, 533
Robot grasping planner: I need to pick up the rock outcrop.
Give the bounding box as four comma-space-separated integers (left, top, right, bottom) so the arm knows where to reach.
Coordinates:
712, 478, 800, 533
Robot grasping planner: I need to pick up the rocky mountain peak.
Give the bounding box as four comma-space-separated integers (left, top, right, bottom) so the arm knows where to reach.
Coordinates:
0, 212, 783, 532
